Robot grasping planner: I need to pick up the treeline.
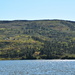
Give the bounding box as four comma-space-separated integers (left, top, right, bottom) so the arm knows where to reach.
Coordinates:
0, 36, 75, 60
0, 20, 75, 60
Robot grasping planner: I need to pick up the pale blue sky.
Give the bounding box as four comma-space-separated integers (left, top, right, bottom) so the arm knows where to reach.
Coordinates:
0, 0, 75, 21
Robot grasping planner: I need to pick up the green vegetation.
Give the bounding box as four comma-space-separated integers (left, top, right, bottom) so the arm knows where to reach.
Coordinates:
0, 19, 75, 60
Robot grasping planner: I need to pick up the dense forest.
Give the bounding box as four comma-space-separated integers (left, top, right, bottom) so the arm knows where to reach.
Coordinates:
0, 19, 75, 60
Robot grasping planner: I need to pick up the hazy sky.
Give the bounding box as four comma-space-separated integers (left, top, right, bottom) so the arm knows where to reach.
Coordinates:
0, 0, 75, 21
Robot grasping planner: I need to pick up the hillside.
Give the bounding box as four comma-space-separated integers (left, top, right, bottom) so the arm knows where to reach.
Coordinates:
0, 19, 75, 60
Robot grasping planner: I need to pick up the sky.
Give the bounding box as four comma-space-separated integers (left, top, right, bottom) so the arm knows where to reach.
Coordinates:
0, 0, 75, 21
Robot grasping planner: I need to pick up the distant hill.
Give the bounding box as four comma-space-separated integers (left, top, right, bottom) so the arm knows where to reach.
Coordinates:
0, 19, 75, 60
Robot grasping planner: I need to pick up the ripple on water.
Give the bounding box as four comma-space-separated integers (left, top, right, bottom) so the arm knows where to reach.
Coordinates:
0, 60, 75, 75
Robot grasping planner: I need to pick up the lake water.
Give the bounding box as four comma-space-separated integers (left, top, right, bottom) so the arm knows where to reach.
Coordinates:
0, 60, 75, 75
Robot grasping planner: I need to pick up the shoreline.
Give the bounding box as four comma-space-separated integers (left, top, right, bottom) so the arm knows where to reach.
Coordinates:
0, 59, 75, 61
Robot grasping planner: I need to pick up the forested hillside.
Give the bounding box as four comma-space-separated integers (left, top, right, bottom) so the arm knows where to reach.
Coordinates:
0, 19, 75, 60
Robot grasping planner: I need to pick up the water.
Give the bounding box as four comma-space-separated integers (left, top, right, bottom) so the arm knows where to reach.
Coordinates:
0, 60, 75, 75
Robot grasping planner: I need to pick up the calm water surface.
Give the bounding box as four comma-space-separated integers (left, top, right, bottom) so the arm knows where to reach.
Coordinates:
0, 60, 75, 75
